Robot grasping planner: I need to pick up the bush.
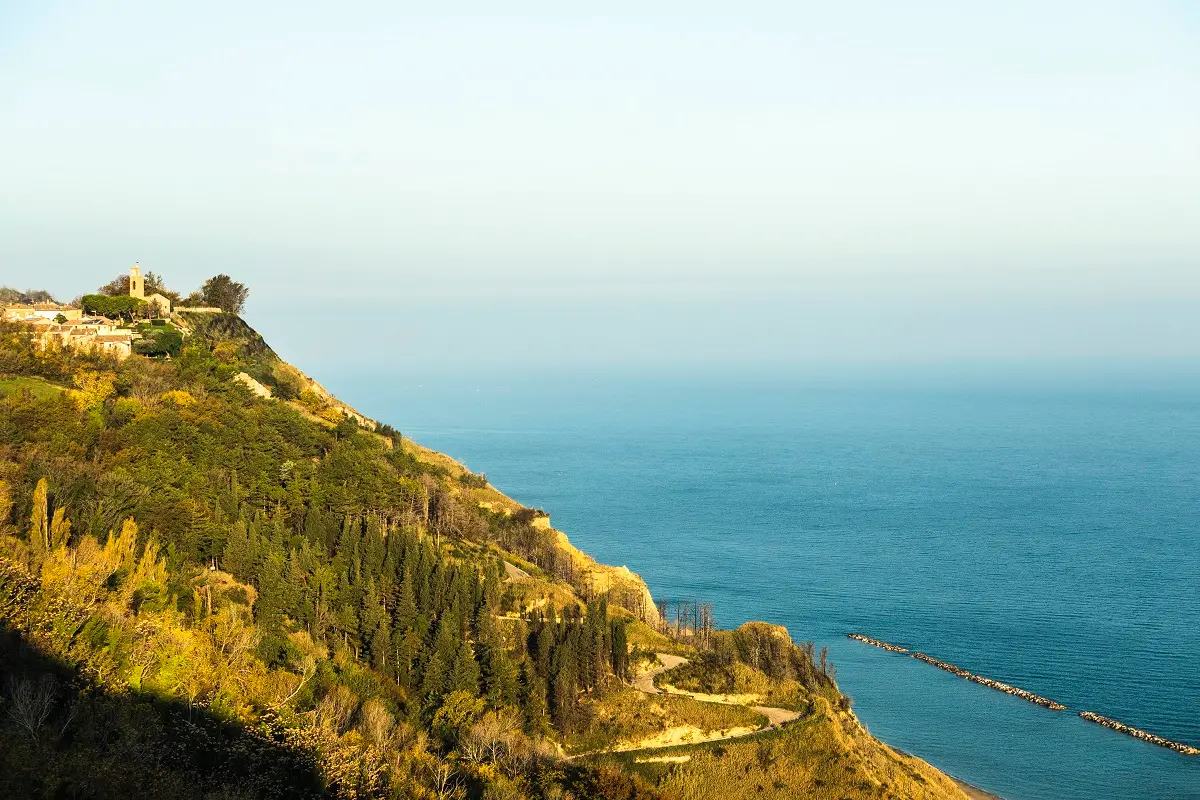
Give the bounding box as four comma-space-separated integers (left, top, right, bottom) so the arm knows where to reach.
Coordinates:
133, 327, 183, 358
458, 471, 489, 489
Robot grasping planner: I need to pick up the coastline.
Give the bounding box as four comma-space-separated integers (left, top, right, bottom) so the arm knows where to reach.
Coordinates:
953, 778, 1004, 800
330, 386, 997, 799
889, 744, 1003, 800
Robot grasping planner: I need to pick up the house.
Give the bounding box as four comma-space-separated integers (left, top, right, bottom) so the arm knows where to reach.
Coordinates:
32, 315, 134, 360
92, 334, 134, 359
3, 303, 82, 323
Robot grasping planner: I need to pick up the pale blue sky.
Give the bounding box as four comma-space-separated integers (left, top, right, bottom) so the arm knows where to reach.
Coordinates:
2, 2, 1198, 370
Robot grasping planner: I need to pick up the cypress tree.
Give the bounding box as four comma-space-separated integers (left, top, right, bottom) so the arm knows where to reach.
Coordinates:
611, 620, 629, 681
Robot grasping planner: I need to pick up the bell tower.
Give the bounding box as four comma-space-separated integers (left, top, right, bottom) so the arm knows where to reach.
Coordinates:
129, 263, 145, 299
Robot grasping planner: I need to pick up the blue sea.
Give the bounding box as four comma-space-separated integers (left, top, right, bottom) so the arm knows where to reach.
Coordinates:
329, 366, 1200, 800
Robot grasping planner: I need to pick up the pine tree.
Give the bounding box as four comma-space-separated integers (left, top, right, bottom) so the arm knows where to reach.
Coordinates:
448, 639, 480, 695
419, 612, 461, 712
255, 551, 293, 635
360, 578, 388, 668
484, 644, 519, 706
392, 626, 423, 690
519, 660, 550, 735
221, 519, 249, 576
393, 573, 417, 633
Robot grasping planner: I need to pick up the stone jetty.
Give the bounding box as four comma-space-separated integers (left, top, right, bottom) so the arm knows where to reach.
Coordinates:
1079, 711, 1200, 756
847, 633, 909, 653
847, 633, 1200, 756
845, 633, 1065, 711
910, 652, 1067, 710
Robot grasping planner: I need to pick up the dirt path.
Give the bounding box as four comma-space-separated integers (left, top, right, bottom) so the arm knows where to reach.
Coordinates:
596, 652, 802, 757
502, 560, 532, 581
632, 653, 688, 694
750, 704, 801, 727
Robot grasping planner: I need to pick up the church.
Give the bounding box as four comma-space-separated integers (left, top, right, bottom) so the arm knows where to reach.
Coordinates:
129, 263, 173, 316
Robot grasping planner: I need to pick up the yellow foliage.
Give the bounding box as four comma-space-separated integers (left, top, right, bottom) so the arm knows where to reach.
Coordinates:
29, 478, 49, 567
72, 369, 116, 410
298, 388, 326, 410
160, 389, 197, 407
40, 517, 139, 610
105, 518, 140, 572
0, 478, 11, 526
50, 507, 71, 548
212, 341, 240, 364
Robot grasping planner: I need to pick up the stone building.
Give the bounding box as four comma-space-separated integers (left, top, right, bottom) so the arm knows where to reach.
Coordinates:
129, 263, 173, 316
3, 304, 82, 323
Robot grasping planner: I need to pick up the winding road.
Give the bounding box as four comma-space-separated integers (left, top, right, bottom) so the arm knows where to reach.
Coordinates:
626, 653, 801, 745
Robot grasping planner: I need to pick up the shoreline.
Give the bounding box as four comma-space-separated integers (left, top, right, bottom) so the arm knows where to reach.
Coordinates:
952, 777, 1005, 800
891, 746, 1004, 800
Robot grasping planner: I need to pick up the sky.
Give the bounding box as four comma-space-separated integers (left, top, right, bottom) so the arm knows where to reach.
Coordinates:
2, 1, 1199, 373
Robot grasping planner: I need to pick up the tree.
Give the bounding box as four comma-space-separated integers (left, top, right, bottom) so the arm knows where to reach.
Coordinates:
81, 294, 143, 321
133, 327, 183, 358
448, 639, 480, 695
99, 271, 172, 298
29, 479, 49, 568
359, 579, 389, 671
201, 275, 250, 314
98, 274, 130, 296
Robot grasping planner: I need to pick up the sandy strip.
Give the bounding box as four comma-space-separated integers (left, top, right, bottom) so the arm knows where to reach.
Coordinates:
953, 779, 1005, 800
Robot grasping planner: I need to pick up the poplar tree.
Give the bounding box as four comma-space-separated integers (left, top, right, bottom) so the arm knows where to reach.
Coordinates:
29, 478, 49, 568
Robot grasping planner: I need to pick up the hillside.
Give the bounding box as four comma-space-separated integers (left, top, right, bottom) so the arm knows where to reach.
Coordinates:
0, 312, 968, 800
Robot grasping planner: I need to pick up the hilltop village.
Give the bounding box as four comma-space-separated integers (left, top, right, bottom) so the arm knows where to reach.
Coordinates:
2, 265, 227, 359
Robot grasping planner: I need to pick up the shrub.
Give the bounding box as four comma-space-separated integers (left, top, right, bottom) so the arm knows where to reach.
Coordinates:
458, 471, 489, 489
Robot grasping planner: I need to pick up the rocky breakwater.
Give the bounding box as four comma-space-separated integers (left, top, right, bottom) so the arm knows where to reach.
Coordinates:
847, 633, 910, 653
910, 652, 1067, 710
1079, 712, 1200, 756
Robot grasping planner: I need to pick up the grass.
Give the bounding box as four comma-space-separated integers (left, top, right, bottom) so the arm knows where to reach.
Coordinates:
0, 376, 66, 400
588, 698, 968, 800
566, 686, 766, 755
662, 659, 808, 710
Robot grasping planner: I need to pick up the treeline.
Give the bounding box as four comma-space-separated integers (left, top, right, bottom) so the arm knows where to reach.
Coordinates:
0, 287, 56, 305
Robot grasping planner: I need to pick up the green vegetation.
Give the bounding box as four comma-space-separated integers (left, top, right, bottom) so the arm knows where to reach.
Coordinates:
458, 471, 489, 489
0, 287, 56, 305
0, 319, 657, 799
132, 322, 184, 357
659, 627, 827, 710
198, 273, 250, 314
565, 687, 766, 755
81, 293, 145, 321
0, 376, 65, 402
590, 699, 968, 800
0, 307, 967, 800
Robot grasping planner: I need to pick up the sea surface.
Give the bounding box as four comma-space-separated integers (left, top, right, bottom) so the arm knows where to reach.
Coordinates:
329, 366, 1200, 800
